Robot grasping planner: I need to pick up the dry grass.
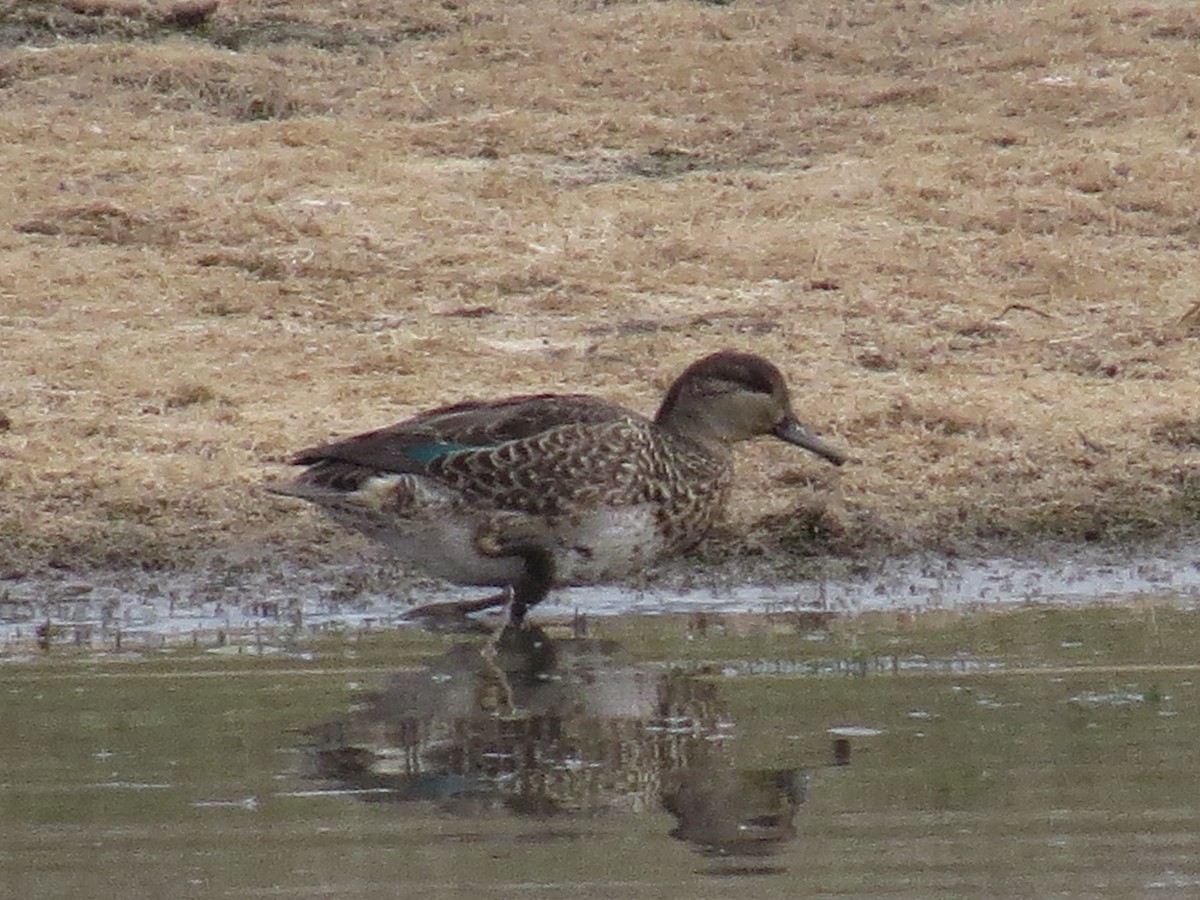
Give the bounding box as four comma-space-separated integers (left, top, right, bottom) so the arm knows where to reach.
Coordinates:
2, 0, 1199, 581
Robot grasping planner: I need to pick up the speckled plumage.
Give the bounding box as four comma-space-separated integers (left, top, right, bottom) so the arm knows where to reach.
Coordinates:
268, 350, 847, 622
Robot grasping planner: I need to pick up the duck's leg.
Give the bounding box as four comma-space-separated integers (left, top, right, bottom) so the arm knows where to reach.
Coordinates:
403, 525, 556, 632
499, 540, 556, 629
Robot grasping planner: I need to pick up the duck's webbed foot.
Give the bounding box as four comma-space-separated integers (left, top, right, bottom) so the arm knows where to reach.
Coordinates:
401, 591, 511, 633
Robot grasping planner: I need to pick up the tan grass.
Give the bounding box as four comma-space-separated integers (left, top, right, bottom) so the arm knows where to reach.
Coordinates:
1, 0, 1199, 579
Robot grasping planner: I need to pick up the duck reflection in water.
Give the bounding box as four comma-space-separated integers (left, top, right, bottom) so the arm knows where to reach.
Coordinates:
302, 624, 807, 865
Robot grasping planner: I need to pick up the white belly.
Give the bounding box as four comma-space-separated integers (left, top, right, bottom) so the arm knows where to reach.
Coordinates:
328, 509, 524, 586
326, 503, 666, 587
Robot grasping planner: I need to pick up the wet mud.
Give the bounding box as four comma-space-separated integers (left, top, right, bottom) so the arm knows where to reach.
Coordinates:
4, 539, 1199, 654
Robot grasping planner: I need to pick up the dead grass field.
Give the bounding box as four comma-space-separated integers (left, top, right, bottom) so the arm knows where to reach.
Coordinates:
2, 0, 1199, 586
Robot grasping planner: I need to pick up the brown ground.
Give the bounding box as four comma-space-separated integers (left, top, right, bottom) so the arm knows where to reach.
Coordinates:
2, 0, 1199, 587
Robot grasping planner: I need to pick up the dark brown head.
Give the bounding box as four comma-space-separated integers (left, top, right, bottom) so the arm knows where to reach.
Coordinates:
654, 351, 846, 465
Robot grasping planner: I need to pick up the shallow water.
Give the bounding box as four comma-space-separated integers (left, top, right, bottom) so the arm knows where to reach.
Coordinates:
4, 605, 1200, 899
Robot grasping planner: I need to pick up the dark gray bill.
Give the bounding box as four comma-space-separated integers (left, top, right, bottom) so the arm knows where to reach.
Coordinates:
772, 416, 848, 466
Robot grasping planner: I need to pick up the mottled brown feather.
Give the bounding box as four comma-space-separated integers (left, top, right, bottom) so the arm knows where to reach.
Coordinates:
270, 350, 846, 598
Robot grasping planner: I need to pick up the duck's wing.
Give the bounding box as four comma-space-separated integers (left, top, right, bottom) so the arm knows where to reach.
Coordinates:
284, 394, 636, 486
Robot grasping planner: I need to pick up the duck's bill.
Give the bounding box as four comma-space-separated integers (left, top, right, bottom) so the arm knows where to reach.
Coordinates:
772, 417, 848, 466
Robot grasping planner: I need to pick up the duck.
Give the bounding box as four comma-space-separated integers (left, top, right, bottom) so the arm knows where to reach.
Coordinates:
268, 350, 847, 626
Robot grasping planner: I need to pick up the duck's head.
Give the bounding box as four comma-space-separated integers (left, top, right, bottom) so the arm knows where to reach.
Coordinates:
655, 351, 847, 465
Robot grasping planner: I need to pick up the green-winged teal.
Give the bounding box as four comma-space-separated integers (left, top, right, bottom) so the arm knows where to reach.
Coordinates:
269, 350, 846, 624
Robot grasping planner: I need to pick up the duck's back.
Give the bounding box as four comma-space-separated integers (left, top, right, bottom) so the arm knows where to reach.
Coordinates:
290, 394, 635, 490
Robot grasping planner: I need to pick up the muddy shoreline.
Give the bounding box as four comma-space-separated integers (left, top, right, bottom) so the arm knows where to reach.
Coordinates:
5, 530, 1198, 656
